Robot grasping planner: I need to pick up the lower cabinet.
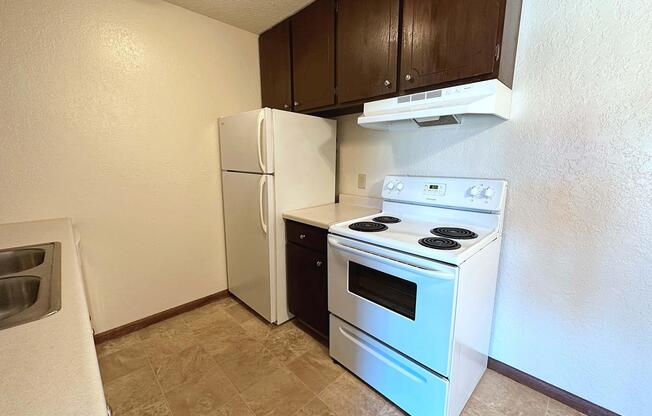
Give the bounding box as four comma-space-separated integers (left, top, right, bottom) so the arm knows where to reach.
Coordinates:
286, 221, 329, 337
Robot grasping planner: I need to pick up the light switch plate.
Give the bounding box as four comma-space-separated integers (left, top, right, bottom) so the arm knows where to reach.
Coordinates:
357, 174, 367, 189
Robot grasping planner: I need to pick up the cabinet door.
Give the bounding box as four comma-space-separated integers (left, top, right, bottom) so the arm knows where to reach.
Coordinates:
336, 0, 400, 104
259, 20, 292, 110
286, 243, 328, 337
400, 0, 504, 91
291, 0, 335, 112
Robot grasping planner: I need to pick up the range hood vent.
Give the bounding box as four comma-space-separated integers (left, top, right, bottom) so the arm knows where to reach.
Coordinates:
357, 79, 512, 130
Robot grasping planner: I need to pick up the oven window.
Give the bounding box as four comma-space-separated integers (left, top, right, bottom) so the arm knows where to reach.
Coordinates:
348, 262, 417, 320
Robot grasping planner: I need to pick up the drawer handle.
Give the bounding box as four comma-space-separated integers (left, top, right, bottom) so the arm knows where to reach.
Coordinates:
299, 234, 306, 240
315, 260, 323, 268
338, 325, 427, 383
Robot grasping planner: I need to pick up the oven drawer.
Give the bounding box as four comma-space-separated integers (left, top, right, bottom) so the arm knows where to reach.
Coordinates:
330, 315, 449, 416
285, 220, 327, 252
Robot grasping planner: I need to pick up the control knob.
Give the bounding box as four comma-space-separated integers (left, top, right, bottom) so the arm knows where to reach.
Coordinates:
483, 187, 495, 198
468, 186, 481, 197
396, 182, 404, 191
386, 182, 395, 190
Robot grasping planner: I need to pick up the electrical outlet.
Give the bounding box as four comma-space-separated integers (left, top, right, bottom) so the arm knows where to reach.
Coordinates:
357, 174, 367, 190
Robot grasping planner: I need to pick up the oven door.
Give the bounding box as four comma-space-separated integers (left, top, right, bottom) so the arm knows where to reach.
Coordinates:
328, 234, 458, 377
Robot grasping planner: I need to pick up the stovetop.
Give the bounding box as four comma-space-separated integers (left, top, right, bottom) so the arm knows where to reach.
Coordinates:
329, 176, 507, 265
330, 211, 499, 265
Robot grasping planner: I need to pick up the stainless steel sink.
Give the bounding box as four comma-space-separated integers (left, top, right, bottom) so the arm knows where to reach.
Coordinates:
0, 248, 45, 275
0, 276, 41, 320
0, 243, 61, 330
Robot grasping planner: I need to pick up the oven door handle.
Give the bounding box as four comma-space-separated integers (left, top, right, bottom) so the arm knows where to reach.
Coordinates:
328, 238, 455, 281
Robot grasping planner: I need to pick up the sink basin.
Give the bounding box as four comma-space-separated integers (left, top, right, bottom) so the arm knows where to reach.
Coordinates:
0, 276, 41, 320
0, 248, 46, 275
0, 243, 61, 331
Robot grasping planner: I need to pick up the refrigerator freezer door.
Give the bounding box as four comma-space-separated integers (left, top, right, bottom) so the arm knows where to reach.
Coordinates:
222, 171, 276, 322
219, 108, 274, 174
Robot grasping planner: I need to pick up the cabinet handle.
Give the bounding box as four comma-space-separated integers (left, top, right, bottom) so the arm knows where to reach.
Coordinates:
315, 260, 323, 268
299, 234, 306, 240
283, 104, 290, 109
294, 101, 300, 107
384, 79, 391, 87
405, 74, 413, 82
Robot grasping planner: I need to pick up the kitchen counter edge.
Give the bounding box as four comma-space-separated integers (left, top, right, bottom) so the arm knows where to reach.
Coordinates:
0, 218, 106, 416
283, 202, 381, 230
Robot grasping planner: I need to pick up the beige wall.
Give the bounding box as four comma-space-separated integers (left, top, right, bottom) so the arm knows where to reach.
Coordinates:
0, 0, 261, 332
337, 1, 652, 414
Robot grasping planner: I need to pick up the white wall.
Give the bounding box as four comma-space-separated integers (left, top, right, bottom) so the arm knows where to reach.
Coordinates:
0, 0, 261, 332
337, 1, 652, 415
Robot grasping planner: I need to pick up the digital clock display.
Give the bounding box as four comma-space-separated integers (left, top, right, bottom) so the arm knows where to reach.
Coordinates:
424, 183, 446, 198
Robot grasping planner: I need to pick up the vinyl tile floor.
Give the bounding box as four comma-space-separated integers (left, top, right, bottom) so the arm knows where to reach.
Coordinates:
97, 296, 585, 416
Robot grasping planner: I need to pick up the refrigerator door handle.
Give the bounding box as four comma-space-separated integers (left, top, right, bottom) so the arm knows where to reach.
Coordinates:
258, 175, 268, 234
256, 111, 266, 172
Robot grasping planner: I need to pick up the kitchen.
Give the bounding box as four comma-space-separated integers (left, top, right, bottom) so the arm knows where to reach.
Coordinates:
0, 0, 650, 415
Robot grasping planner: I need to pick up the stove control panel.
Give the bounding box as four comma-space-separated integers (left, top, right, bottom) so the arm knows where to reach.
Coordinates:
382, 176, 507, 212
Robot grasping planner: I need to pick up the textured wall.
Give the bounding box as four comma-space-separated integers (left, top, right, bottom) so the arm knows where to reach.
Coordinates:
0, 0, 261, 332
337, 1, 652, 414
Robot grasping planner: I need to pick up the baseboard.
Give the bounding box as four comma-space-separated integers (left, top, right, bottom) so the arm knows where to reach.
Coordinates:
487, 358, 619, 416
94, 289, 230, 344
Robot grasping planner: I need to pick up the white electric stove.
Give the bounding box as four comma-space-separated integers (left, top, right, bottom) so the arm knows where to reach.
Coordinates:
327, 175, 507, 416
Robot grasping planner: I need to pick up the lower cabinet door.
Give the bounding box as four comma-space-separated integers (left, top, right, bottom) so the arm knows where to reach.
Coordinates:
330, 314, 449, 416
286, 242, 328, 336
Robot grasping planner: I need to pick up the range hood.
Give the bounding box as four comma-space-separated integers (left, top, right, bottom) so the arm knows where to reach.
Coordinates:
357, 79, 512, 130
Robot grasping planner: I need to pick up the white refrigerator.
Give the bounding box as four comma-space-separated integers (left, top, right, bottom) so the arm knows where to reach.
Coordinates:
218, 108, 336, 324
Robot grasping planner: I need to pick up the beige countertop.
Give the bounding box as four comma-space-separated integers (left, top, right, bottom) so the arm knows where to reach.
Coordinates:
0, 219, 106, 416
283, 203, 381, 229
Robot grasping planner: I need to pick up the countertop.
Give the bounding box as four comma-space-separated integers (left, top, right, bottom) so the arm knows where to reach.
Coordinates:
0, 219, 106, 416
283, 203, 381, 229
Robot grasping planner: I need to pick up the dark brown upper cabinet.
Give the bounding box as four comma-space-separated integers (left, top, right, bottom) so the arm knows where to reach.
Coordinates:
259, 20, 292, 110
336, 0, 400, 104
400, 0, 507, 92
258, 0, 520, 116
291, 0, 336, 112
